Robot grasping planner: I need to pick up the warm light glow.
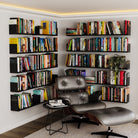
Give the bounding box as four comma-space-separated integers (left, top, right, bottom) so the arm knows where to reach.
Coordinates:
0, 2, 138, 16
61, 9, 138, 16
0, 3, 61, 15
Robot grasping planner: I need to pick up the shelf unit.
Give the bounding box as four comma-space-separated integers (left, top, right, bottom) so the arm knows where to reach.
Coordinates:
9, 17, 58, 111
66, 66, 129, 70
65, 20, 131, 104
66, 34, 130, 36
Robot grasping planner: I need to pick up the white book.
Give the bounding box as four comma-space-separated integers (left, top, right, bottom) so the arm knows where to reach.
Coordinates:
91, 22, 94, 34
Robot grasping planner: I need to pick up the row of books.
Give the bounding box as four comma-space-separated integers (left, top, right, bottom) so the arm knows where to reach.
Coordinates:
10, 70, 52, 92
33, 86, 57, 103
66, 54, 110, 68
9, 17, 58, 35
66, 20, 131, 35
41, 20, 57, 35
9, 37, 58, 53
102, 86, 129, 103
110, 71, 130, 86
88, 70, 130, 86
65, 69, 86, 76
11, 93, 32, 110
9, 18, 35, 34
66, 37, 129, 52
10, 53, 58, 73
11, 86, 56, 111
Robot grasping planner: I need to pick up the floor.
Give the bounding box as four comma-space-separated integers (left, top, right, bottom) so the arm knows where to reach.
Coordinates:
0, 113, 138, 138
25, 119, 138, 138
0, 109, 64, 138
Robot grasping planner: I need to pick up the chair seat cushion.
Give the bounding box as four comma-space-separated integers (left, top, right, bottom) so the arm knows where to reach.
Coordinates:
85, 107, 136, 126
72, 102, 106, 114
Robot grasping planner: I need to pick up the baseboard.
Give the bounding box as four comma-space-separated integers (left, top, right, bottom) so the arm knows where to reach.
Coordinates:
0, 111, 47, 134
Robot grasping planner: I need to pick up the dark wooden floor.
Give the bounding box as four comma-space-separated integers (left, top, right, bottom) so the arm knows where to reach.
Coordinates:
0, 110, 64, 138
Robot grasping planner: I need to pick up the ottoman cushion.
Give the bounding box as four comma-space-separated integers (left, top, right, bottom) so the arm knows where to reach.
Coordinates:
72, 102, 106, 114
85, 107, 136, 126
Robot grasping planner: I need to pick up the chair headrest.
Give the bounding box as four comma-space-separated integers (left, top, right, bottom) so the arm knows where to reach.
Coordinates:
57, 76, 86, 91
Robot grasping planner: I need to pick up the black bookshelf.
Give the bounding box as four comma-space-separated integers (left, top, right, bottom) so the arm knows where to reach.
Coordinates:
10, 66, 58, 73
66, 20, 131, 104
9, 18, 59, 111
10, 83, 55, 92
9, 33, 58, 36
102, 100, 129, 104
66, 34, 130, 36
66, 66, 130, 70
11, 100, 48, 111
10, 51, 58, 54
66, 49, 130, 53
87, 83, 129, 87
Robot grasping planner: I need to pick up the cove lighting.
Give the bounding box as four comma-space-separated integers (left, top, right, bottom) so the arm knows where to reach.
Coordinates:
0, 3, 138, 16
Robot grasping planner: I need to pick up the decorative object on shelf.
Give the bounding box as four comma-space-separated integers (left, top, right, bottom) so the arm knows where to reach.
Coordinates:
109, 55, 130, 73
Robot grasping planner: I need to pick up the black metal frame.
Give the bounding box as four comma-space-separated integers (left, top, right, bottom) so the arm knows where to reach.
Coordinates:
62, 114, 99, 129
91, 127, 128, 138
45, 105, 68, 135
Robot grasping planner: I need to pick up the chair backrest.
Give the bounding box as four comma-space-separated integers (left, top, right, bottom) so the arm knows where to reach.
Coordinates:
58, 91, 88, 105
57, 76, 86, 91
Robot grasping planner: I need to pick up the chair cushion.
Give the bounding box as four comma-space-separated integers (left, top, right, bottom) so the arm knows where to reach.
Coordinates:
85, 107, 136, 126
57, 76, 86, 91
72, 102, 106, 114
58, 91, 89, 105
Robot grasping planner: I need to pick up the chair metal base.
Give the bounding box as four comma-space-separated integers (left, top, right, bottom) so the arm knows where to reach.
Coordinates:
62, 116, 99, 129
91, 127, 128, 138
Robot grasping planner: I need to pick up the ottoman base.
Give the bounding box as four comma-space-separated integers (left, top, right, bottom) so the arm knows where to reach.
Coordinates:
85, 107, 136, 138
91, 126, 127, 138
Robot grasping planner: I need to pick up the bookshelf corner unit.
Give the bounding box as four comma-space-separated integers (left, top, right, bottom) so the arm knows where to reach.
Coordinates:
65, 20, 131, 104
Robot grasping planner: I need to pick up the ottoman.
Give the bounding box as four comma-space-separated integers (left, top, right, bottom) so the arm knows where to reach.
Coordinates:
85, 107, 136, 138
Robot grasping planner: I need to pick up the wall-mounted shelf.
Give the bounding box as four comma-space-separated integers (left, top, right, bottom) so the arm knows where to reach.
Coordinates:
9, 33, 58, 36
66, 34, 130, 36
10, 51, 58, 54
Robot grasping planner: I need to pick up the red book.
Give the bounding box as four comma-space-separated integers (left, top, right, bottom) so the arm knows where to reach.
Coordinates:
78, 55, 80, 66
125, 20, 128, 34
109, 37, 111, 51
89, 55, 91, 67
108, 87, 110, 101
87, 39, 90, 51
87, 22, 89, 35
97, 22, 99, 35
50, 21, 52, 35
120, 71, 125, 85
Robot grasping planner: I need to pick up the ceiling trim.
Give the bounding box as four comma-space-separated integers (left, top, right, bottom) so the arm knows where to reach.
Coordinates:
1, 2, 138, 18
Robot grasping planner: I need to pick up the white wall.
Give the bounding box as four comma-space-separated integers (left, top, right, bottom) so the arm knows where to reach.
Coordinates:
0, 7, 59, 134
0, 6, 138, 134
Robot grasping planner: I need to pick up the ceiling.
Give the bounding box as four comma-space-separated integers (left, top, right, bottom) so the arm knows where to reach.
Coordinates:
0, 0, 138, 15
